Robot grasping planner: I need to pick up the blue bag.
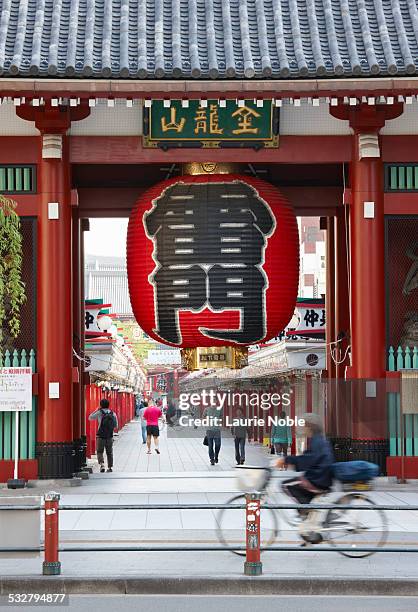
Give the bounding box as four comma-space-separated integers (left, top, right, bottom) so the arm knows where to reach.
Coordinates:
332, 460, 379, 483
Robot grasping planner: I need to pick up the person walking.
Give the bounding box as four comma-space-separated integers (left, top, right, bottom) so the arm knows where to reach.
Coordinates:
165, 400, 177, 427
232, 408, 248, 465
138, 400, 148, 444
144, 401, 163, 454
203, 404, 222, 465
135, 395, 143, 418
271, 410, 292, 466
88, 398, 118, 473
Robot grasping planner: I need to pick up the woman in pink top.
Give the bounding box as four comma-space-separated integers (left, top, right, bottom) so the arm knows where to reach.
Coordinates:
143, 403, 163, 454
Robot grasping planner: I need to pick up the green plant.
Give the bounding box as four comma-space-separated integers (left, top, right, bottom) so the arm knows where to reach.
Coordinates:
0, 195, 26, 345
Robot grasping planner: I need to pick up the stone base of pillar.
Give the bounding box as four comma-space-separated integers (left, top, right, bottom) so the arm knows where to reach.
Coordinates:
36, 442, 75, 479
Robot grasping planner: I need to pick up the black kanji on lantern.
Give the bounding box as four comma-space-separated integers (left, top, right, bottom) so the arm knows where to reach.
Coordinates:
144, 181, 276, 344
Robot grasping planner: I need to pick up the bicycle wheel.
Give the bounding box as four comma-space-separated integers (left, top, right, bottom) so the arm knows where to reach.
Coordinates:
216, 494, 279, 556
323, 493, 388, 558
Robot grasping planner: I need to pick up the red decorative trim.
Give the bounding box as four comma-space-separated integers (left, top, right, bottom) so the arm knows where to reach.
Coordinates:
32, 373, 39, 396
17, 103, 90, 133
287, 329, 324, 335
13, 195, 39, 217
330, 103, 403, 130
0, 460, 38, 482
70, 135, 351, 164
0, 137, 38, 163
295, 302, 325, 308
387, 457, 418, 479
0, 78, 416, 99
85, 303, 112, 310
386, 371, 401, 393
384, 193, 418, 215
382, 136, 418, 162
85, 331, 112, 338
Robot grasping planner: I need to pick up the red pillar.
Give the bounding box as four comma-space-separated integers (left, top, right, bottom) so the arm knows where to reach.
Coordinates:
37, 130, 74, 476
334, 208, 351, 440
330, 103, 402, 381
79, 219, 88, 465
16, 103, 90, 478
350, 139, 385, 380
325, 218, 336, 379
72, 211, 82, 471
330, 103, 403, 469
350, 127, 387, 441
334, 209, 350, 379
325, 217, 337, 437
290, 376, 296, 456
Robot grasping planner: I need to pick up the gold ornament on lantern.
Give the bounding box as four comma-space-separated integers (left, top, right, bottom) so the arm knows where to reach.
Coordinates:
181, 347, 248, 371
182, 162, 245, 176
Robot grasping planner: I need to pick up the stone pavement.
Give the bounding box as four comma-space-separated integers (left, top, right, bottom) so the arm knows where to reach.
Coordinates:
111, 418, 268, 472
1, 419, 418, 583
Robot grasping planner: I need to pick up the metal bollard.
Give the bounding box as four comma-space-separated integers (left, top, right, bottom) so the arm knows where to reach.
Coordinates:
244, 492, 262, 576
43, 492, 61, 576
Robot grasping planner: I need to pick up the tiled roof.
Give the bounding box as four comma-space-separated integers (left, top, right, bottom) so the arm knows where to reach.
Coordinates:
1, 1, 418, 80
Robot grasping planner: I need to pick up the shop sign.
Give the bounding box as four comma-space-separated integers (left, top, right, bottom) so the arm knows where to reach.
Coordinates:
287, 349, 325, 370
0, 367, 32, 412
143, 99, 278, 148
286, 299, 326, 339
84, 352, 113, 372
156, 374, 167, 392
147, 349, 181, 365
181, 347, 248, 370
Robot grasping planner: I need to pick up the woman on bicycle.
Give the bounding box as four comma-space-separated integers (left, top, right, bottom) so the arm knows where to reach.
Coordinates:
275, 413, 334, 515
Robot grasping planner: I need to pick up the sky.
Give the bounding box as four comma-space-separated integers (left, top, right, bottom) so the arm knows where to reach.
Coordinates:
84, 218, 129, 258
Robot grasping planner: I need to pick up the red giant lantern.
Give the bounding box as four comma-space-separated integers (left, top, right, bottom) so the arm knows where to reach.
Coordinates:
127, 174, 299, 348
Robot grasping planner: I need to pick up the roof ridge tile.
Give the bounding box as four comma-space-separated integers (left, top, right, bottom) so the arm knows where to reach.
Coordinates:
0, 0, 417, 80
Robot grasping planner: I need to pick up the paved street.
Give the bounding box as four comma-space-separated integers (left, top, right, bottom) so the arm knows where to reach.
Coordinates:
111, 418, 268, 472
1, 595, 416, 612
1, 419, 418, 580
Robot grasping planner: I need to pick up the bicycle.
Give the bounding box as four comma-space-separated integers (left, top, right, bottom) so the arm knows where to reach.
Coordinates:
216, 465, 388, 558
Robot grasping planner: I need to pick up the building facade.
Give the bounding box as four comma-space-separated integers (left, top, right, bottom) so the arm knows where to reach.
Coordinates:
298, 217, 326, 298
85, 255, 133, 319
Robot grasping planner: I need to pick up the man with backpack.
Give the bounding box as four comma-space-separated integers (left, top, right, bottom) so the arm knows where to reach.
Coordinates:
88, 398, 118, 472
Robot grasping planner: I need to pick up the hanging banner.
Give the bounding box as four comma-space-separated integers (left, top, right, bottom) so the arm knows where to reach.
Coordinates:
85, 301, 112, 336
147, 349, 182, 365
0, 367, 32, 412
143, 99, 279, 148
286, 299, 326, 339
